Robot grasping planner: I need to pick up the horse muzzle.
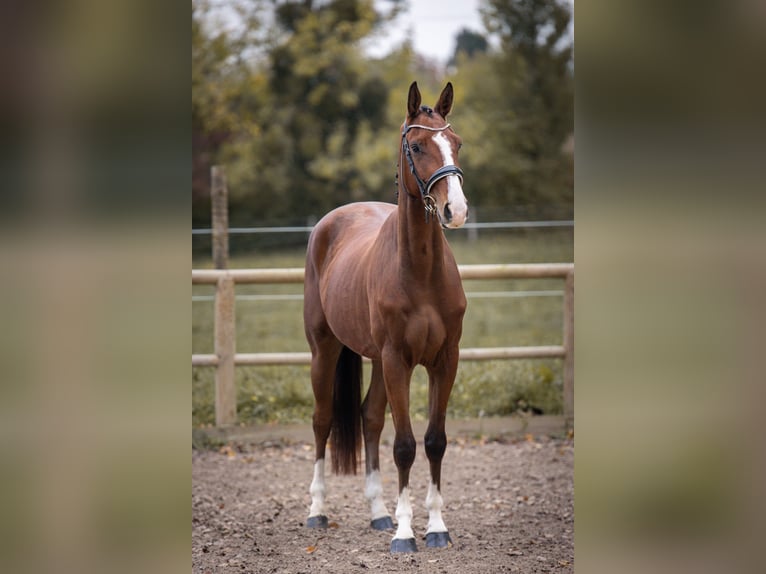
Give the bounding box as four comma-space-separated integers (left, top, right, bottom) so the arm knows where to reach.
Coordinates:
440, 204, 468, 228
437, 178, 468, 229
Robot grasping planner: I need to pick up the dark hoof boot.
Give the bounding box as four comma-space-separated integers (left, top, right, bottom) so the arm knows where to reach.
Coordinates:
425, 531, 452, 548
306, 515, 328, 529
390, 537, 418, 553
370, 516, 395, 531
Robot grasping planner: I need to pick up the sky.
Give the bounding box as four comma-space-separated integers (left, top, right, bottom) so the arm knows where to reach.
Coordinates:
365, 0, 486, 64
205, 0, 573, 67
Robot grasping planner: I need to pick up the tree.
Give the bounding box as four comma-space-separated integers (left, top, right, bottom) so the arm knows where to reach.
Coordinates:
451, 0, 572, 217
483, 0, 573, 154
192, 0, 268, 221
192, 0, 235, 207
191, 0, 573, 232
449, 29, 489, 67
217, 0, 404, 225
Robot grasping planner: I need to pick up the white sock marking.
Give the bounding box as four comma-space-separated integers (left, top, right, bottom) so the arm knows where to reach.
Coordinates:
425, 482, 448, 534
393, 487, 415, 541
365, 470, 391, 521
308, 459, 325, 517
432, 131, 468, 227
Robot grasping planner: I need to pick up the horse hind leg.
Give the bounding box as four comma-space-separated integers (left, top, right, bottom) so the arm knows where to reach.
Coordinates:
306, 338, 342, 529
362, 360, 394, 531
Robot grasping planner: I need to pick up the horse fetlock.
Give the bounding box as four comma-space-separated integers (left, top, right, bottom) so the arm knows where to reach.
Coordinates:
365, 470, 391, 521
308, 459, 326, 517
394, 487, 415, 540
425, 482, 448, 534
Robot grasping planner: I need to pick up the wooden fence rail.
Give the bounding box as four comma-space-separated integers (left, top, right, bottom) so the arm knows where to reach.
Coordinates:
193, 263, 574, 429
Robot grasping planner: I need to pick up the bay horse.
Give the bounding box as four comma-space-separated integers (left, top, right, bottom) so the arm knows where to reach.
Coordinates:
303, 81, 467, 553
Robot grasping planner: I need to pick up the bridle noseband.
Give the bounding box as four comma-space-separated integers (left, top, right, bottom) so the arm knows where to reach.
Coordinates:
400, 122, 464, 223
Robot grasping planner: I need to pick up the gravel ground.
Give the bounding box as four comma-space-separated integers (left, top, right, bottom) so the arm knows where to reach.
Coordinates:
192, 431, 573, 573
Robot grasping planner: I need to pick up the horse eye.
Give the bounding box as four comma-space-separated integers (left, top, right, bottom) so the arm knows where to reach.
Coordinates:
410, 143, 421, 153
457, 142, 463, 150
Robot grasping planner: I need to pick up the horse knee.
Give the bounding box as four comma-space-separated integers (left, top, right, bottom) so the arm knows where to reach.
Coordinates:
424, 429, 447, 462
393, 434, 416, 470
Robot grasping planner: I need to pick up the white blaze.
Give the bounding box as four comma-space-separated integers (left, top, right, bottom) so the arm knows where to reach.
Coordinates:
432, 131, 468, 227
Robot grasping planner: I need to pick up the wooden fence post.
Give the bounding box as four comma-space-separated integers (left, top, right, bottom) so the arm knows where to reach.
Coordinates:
211, 165, 229, 270
562, 270, 574, 431
215, 276, 236, 425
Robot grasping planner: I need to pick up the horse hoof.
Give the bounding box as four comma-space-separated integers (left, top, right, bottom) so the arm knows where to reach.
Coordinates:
390, 537, 418, 553
370, 516, 395, 531
306, 515, 328, 529
425, 531, 452, 548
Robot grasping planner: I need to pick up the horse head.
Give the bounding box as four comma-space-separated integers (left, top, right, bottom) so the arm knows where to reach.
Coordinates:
400, 81, 468, 229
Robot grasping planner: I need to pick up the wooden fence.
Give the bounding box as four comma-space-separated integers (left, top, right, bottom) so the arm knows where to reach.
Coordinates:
192, 263, 574, 429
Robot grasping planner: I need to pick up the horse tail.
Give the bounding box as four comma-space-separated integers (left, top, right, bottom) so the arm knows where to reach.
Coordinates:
330, 345, 362, 475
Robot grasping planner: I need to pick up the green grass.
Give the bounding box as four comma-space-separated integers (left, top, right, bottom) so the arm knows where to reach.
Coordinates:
192, 228, 573, 426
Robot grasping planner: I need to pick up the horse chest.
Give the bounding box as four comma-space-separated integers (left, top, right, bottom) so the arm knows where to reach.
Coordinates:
405, 305, 447, 359
371, 299, 451, 365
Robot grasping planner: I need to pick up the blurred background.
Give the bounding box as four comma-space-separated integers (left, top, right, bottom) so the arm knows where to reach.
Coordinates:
192, 0, 574, 250
2, 0, 765, 573
191, 0, 575, 428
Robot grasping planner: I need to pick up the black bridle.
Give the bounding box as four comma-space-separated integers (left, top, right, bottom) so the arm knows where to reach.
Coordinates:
399, 122, 464, 223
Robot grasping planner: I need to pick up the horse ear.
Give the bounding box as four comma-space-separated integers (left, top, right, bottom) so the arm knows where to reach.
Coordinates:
407, 81, 421, 119
434, 82, 454, 118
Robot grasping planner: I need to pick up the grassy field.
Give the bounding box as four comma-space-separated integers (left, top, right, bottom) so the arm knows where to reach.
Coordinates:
192, 228, 573, 426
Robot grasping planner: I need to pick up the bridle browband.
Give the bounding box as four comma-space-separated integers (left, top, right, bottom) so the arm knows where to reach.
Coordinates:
399, 121, 464, 223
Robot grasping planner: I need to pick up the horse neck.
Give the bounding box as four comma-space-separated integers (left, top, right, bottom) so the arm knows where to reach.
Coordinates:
397, 189, 445, 281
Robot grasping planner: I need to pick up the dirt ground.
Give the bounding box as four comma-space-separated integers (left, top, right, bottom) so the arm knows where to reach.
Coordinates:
192, 420, 573, 573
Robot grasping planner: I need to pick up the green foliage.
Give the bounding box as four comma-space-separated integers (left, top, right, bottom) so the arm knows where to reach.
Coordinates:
451, 361, 563, 418
191, 356, 563, 426
196, 0, 405, 225
192, 1, 271, 205
191, 367, 215, 425
456, 0, 573, 215
237, 366, 315, 423
192, 0, 573, 226
449, 28, 489, 66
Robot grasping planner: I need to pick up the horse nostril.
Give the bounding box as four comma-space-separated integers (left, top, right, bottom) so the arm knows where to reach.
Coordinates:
444, 203, 452, 222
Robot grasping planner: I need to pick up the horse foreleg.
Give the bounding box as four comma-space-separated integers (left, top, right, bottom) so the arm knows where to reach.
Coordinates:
423, 426, 451, 547
423, 356, 458, 548
362, 360, 394, 530
382, 351, 417, 553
